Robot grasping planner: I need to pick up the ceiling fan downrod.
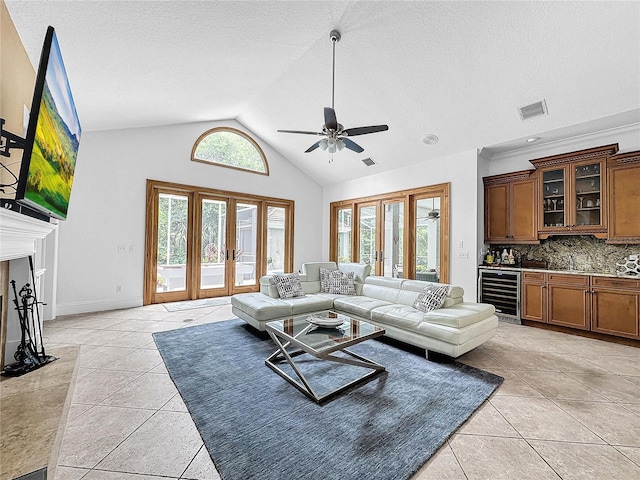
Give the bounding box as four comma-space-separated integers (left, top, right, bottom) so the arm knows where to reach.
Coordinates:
329, 30, 341, 111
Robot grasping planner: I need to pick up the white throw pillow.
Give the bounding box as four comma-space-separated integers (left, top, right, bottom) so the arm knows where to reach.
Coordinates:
325, 269, 356, 295
413, 284, 451, 312
272, 273, 305, 299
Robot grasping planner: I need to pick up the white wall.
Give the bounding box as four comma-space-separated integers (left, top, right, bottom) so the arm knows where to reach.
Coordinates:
322, 149, 482, 302
56, 120, 324, 315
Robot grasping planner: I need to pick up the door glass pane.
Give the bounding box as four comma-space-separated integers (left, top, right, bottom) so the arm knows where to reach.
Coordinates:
337, 208, 352, 262
574, 162, 601, 226
156, 193, 188, 293
236, 203, 258, 286
200, 199, 226, 289
383, 202, 404, 278
542, 169, 565, 227
267, 206, 286, 274
415, 198, 440, 282
359, 205, 377, 266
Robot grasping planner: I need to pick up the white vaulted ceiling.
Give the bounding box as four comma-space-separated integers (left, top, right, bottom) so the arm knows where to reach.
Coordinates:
5, 1, 640, 186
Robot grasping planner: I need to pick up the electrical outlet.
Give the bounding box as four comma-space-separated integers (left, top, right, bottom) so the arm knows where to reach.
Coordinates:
458, 241, 464, 248
458, 251, 469, 259
118, 245, 126, 253
116, 285, 122, 293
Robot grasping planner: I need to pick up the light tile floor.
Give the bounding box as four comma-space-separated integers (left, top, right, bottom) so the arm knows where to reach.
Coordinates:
42, 304, 640, 480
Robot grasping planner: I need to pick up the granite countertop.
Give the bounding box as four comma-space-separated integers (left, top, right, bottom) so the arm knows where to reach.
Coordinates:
478, 264, 639, 279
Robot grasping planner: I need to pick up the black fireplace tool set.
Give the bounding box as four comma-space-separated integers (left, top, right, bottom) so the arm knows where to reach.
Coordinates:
1, 259, 57, 377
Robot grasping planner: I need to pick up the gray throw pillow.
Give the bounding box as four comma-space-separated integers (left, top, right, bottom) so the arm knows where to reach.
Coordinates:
413, 284, 451, 312
272, 273, 305, 299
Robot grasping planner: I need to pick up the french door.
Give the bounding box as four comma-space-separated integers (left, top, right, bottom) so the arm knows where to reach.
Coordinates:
145, 180, 293, 304
330, 183, 449, 283
355, 199, 404, 276
196, 195, 260, 299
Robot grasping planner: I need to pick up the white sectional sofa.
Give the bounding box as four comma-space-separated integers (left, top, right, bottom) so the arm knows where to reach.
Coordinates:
231, 262, 498, 358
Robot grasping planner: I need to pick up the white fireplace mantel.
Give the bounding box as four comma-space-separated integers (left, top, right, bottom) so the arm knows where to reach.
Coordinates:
0, 208, 57, 262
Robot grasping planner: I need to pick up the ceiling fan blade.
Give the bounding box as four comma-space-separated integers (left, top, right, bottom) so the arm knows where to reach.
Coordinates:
324, 107, 338, 131
305, 140, 323, 153
343, 125, 389, 137
277, 129, 325, 136
342, 138, 364, 153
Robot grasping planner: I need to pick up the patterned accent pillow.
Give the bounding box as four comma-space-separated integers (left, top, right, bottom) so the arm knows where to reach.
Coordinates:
272, 273, 305, 299
325, 269, 357, 295
413, 284, 451, 313
320, 267, 332, 293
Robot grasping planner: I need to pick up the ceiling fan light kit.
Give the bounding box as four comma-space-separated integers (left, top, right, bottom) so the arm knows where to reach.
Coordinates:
277, 29, 389, 159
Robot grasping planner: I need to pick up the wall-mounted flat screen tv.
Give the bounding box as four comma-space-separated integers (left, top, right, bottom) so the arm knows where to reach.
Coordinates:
16, 26, 81, 220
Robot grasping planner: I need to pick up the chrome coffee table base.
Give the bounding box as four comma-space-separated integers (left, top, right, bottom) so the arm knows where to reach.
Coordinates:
265, 317, 386, 404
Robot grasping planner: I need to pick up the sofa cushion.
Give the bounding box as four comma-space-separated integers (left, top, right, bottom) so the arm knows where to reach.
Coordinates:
362, 277, 403, 303
370, 304, 425, 330
301, 262, 338, 282
414, 315, 498, 346
401, 280, 464, 307
281, 295, 335, 314
338, 262, 372, 283
333, 295, 393, 319
272, 273, 305, 299
230, 293, 292, 321
413, 284, 451, 312
422, 303, 496, 328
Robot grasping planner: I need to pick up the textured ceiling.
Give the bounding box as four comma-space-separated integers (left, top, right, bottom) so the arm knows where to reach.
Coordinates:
5, 1, 640, 186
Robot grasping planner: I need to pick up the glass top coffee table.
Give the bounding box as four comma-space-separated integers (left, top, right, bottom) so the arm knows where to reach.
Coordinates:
265, 311, 386, 404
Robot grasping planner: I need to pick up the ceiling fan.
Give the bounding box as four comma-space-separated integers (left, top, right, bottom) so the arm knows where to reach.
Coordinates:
277, 30, 389, 155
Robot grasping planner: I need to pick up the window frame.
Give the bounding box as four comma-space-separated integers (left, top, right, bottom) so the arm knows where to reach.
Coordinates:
191, 126, 270, 176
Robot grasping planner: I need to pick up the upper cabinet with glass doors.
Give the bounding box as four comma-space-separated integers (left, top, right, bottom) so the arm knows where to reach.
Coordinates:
531, 144, 618, 239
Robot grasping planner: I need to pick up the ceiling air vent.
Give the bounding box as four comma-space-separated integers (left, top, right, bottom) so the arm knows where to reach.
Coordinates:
362, 157, 376, 166
518, 99, 548, 121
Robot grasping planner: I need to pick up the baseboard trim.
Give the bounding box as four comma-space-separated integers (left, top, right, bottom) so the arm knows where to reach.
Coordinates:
54, 297, 143, 317
522, 320, 640, 348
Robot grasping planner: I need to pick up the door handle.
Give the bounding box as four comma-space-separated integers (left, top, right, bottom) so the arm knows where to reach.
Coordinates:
232, 249, 236, 261
225, 250, 229, 261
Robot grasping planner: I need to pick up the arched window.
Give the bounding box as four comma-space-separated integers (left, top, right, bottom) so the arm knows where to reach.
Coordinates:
191, 127, 269, 175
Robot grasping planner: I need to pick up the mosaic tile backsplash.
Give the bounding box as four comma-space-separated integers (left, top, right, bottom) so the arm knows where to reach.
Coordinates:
492, 236, 640, 274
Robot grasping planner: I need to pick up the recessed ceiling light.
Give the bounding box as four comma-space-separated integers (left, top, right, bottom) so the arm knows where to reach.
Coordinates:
527, 137, 540, 143
422, 134, 439, 145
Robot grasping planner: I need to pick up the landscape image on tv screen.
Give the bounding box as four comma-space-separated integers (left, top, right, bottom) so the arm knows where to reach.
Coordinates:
20, 28, 81, 220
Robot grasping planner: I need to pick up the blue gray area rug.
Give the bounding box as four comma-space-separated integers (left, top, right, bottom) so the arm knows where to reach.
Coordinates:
153, 320, 503, 480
